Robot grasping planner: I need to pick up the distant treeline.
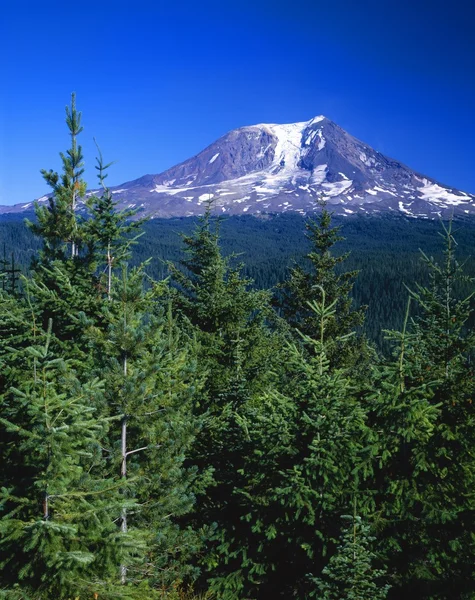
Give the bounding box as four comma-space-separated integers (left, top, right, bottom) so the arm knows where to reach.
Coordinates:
2, 211, 474, 352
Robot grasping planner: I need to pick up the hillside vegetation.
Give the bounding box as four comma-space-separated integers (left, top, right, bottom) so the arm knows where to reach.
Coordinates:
2, 212, 474, 353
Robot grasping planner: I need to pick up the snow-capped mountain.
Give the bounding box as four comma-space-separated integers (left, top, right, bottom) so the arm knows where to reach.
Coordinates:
3, 116, 475, 219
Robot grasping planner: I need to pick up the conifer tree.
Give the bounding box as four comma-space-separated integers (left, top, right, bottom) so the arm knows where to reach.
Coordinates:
25, 94, 103, 355
205, 297, 373, 599
168, 204, 279, 485
369, 221, 475, 598
85, 144, 144, 299
0, 321, 142, 599
85, 264, 203, 592
310, 515, 390, 600
30, 93, 86, 261
279, 206, 369, 370
169, 203, 277, 404
168, 204, 282, 594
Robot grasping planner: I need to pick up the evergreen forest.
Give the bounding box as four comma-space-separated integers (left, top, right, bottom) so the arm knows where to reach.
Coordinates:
1, 97, 474, 600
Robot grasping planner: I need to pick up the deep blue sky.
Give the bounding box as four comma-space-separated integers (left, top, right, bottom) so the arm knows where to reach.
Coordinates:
1, 0, 474, 205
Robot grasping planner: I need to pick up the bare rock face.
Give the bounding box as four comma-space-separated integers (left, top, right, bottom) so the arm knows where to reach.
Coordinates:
3, 116, 475, 219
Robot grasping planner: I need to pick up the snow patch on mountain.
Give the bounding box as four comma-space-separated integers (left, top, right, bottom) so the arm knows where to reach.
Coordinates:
417, 178, 471, 206
312, 164, 328, 184
308, 115, 325, 125
316, 129, 326, 151
322, 179, 353, 197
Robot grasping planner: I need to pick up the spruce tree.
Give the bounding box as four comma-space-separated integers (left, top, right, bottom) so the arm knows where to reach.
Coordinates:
310, 515, 390, 600
29, 93, 86, 261
85, 144, 144, 299
169, 203, 277, 404
369, 221, 475, 599
168, 205, 282, 594
279, 205, 369, 370
0, 321, 142, 599
85, 264, 203, 592
205, 296, 373, 599
26, 94, 102, 355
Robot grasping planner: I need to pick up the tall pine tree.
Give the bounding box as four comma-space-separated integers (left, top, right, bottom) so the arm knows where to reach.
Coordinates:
25, 94, 102, 357
85, 264, 203, 593
369, 221, 475, 599
168, 204, 282, 594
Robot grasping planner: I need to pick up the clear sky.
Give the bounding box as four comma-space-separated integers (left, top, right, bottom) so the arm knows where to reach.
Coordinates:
1, 0, 474, 205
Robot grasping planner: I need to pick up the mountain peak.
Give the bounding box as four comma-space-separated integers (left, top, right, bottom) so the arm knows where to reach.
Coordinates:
308, 115, 327, 125
1, 116, 474, 220
252, 115, 327, 131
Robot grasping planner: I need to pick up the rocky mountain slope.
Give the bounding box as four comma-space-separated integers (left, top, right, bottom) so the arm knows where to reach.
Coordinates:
3, 116, 474, 219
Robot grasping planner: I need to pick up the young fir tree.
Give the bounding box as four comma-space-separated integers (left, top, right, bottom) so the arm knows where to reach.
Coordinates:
85, 144, 145, 300
204, 296, 374, 599
279, 205, 369, 370
168, 204, 282, 593
0, 321, 143, 600
369, 222, 475, 599
27, 98, 144, 367
169, 203, 277, 404
85, 264, 203, 593
310, 515, 390, 600
26, 94, 102, 354
29, 93, 86, 261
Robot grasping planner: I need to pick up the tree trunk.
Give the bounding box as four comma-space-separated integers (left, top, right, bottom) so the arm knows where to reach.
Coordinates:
120, 413, 127, 584
120, 352, 128, 584
107, 242, 112, 300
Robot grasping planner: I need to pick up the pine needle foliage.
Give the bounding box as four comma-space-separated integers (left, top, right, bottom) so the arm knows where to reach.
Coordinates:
279, 206, 370, 371
29, 93, 86, 261
205, 299, 374, 599
84, 265, 203, 592
85, 144, 145, 299
169, 204, 276, 404
0, 322, 140, 599
309, 515, 390, 600
168, 204, 282, 595
24, 95, 103, 355
369, 221, 475, 599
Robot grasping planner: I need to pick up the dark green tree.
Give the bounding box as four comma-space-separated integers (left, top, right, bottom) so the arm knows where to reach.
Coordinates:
24, 94, 104, 356
204, 297, 374, 599
168, 205, 282, 594
169, 204, 277, 404
279, 206, 369, 370
310, 515, 390, 600
29, 93, 86, 261
85, 264, 203, 593
369, 222, 475, 599
0, 321, 143, 599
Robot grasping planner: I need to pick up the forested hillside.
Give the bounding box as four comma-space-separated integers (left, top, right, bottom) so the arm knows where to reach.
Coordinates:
2, 212, 474, 352
1, 98, 474, 599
